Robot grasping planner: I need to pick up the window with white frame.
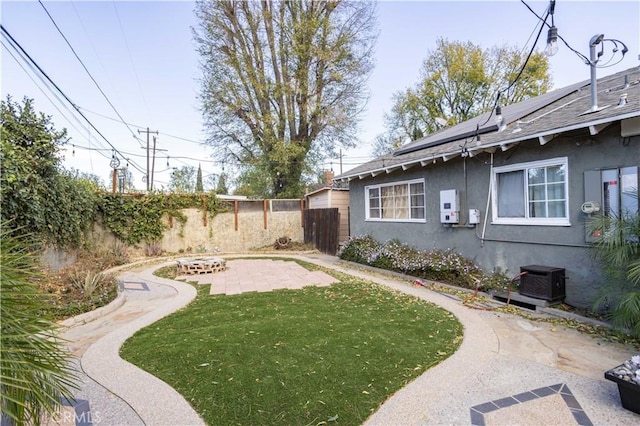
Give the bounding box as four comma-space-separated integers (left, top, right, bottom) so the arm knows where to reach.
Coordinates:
366, 179, 425, 221
492, 157, 569, 225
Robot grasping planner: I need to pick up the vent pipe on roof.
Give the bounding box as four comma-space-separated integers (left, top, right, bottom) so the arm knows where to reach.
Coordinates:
589, 34, 604, 112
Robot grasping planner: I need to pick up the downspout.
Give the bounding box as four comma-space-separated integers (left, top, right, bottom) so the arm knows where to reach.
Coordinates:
480, 153, 493, 247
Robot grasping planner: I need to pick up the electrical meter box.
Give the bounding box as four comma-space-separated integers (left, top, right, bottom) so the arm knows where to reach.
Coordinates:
469, 209, 481, 224
440, 189, 459, 224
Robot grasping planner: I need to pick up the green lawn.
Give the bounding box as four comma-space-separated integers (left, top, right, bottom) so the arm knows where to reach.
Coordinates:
120, 268, 462, 425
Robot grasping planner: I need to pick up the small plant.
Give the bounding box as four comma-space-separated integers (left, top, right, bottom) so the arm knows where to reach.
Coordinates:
37, 250, 119, 320
196, 244, 207, 253
478, 268, 513, 293
70, 270, 105, 298
110, 240, 130, 265
144, 240, 163, 257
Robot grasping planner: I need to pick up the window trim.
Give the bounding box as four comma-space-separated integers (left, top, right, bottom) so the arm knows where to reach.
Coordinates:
365, 178, 426, 223
492, 157, 570, 226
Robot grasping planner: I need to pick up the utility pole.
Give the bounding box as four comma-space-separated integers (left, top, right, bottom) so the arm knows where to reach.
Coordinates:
150, 135, 167, 191
339, 149, 343, 175
138, 127, 158, 191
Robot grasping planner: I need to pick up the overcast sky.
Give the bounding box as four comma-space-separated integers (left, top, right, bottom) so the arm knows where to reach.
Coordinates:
2, 0, 638, 190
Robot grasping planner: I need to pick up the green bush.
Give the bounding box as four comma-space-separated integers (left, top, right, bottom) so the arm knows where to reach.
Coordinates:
338, 235, 509, 291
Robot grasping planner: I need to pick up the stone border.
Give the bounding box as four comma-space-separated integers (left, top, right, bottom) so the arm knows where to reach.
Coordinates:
470, 383, 593, 426
58, 291, 126, 328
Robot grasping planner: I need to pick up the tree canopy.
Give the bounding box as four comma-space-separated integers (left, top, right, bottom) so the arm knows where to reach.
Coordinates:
379, 38, 551, 152
215, 172, 229, 195
0, 96, 98, 247
168, 166, 197, 193
194, 0, 377, 198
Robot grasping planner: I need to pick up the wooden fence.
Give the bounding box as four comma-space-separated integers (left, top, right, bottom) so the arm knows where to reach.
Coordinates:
304, 208, 339, 254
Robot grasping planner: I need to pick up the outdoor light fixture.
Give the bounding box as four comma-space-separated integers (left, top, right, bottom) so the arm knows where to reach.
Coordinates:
544, 25, 559, 57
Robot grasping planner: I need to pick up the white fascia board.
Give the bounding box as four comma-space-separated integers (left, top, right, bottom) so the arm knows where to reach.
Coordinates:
493, 112, 638, 149
335, 112, 637, 182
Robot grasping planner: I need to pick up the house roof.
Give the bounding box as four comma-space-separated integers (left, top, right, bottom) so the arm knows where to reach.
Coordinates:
304, 186, 349, 197
335, 66, 640, 182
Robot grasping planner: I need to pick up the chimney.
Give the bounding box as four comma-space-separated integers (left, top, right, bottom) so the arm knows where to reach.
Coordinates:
324, 170, 335, 187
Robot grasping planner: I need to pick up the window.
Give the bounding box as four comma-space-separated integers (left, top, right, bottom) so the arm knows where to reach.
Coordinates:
366, 179, 425, 222
492, 157, 569, 225
585, 166, 638, 219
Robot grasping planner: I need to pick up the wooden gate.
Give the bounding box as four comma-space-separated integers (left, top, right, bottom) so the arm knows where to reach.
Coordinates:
304, 208, 339, 254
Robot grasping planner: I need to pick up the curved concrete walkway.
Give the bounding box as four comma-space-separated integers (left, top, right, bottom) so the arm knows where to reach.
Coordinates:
57, 253, 639, 425
59, 261, 205, 426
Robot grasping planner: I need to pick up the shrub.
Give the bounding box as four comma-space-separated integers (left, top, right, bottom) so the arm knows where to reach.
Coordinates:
70, 270, 106, 298
338, 235, 509, 291
105, 240, 130, 266
38, 250, 119, 320
144, 240, 164, 257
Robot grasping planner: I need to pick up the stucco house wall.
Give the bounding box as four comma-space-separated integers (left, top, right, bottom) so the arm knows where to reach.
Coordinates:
348, 123, 638, 308
339, 67, 640, 310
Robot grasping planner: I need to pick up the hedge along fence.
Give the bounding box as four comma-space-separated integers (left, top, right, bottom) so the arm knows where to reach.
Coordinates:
92, 194, 305, 255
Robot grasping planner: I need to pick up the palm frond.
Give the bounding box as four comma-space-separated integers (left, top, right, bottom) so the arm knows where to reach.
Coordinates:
1, 223, 79, 426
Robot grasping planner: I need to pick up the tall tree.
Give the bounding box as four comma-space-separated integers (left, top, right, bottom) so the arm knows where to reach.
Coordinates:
194, 0, 377, 198
215, 172, 229, 195
168, 166, 196, 193
382, 38, 551, 149
196, 164, 204, 192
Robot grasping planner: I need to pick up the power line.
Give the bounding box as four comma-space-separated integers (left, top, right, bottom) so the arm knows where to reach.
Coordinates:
1, 40, 100, 148
476, 1, 550, 131
37, 0, 143, 146
1, 38, 115, 168
78, 106, 209, 145
1, 24, 146, 175
112, 2, 151, 119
